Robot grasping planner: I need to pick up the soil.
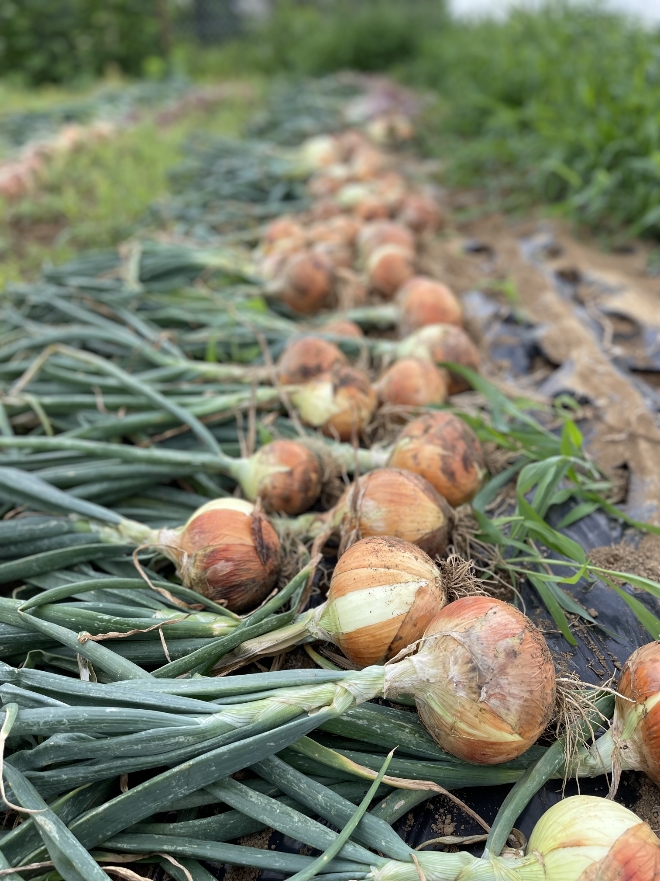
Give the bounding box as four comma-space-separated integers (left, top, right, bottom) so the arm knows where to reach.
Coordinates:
589, 533, 660, 585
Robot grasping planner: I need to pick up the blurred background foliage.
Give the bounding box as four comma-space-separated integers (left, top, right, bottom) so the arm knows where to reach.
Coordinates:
3, 0, 660, 238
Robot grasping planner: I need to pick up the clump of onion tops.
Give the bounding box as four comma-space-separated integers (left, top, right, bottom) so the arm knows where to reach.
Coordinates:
374, 358, 449, 408
384, 595, 556, 763
287, 365, 377, 441
526, 795, 660, 880
387, 411, 485, 506
217, 536, 447, 672
158, 498, 280, 613
282, 468, 453, 559
277, 336, 348, 385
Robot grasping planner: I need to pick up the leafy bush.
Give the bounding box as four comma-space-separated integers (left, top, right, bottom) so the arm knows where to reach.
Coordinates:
251, 0, 448, 75
0, 0, 162, 85
409, 3, 660, 236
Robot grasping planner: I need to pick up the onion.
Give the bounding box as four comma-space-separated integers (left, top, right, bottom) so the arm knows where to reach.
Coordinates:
387, 411, 485, 506
352, 194, 391, 221
527, 795, 660, 880
271, 250, 335, 315
238, 440, 324, 516
357, 220, 416, 260
277, 336, 348, 385
307, 216, 361, 247
367, 244, 416, 298
397, 191, 443, 233
384, 596, 556, 763
395, 323, 480, 393
374, 358, 448, 408
322, 318, 364, 339
315, 536, 446, 666
215, 535, 447, 673
263, 217, 306, 252
320, 468, 454, 557
158, 498, 280, 613
349, 144, 388, 179
395, 276, 463, 331
298, 134, 343, 171
311, 239, 354, 269
288, 365, 377, 441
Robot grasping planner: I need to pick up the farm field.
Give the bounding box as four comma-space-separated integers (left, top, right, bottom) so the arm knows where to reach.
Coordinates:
1, 3, 660, 880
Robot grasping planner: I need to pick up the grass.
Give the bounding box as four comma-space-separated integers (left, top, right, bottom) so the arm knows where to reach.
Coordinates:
0, 81, 262, 285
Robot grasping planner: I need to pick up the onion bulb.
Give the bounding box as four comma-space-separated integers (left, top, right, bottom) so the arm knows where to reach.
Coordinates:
237, 440, 324, 516
158, 499, 280, 613
357, 220, 415, 260
394, 323, 480, 393
322, 318, 364, 339
315, 536, 446, 666
578, 641, 660, 789
397, 192, 443, 233
277, 336, 348, 385
384, 596, 556, 763
387, 411, 485, 506
395, 276, 463, 331
527, 795, 660, 880
298, 134, 343, 171
263, 217, 306, 252
269, 250, 335, 315
215, 535, 446, 673
367, 244, 416, 298
374, 358, 448, 408
287, 365, 376, 441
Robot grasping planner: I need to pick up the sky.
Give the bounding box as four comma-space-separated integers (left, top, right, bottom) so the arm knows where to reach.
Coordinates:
449, 0, 660, 24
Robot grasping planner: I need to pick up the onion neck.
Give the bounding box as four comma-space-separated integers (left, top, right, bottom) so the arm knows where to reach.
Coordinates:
272, 510, 329, 540
371, 851, 545, 881
569, 706, 644, 779
345, 303, 399, 330
323, 440, 390, 473
87, 516, 155, 547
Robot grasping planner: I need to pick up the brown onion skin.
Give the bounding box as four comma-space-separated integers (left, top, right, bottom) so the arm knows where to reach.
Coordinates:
278, 250, 335, 315
367, 244, 416, 298
290, 365, 377, 442
591, 821, 660, 880
613, 642, 660, 787
332, 468, 453, 558
388, 411, 485, 507
396, 276, 463, 332
397, 192, 443, 233
414, 597, 556, 763
277, 336, 348, 385
263, 217, 306, 250
171, 502, 280, 613
357, 220, 416, 260
326, 536, 446, 666
352, 196, 391, 221
399, 324, 480, 394
251, 441, 323, 516
322, 319, 364, 339
375, 358, 448, 408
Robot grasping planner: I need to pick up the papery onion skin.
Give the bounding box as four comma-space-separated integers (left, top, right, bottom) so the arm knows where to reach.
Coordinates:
396, 323, 480, 394
367, 244, 416, 298
322, 319, 364, 339
290, 365, 377, 441
527, 795, 660, 881
245, 441, 324, 516
375, 358, 448, 408
611, 641, 660, 787
358, 220, 416, 260
387, 411, 485, 506
397, 192, 443, 233
263, 217, 306, 251
277, 336, 348, 385
330, 468, 453, 558
318, 536, 446, 667
385, 596, 556, 764
396, 276, 463, 332
277, 250, 335, 315
162, 498, 280, 613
